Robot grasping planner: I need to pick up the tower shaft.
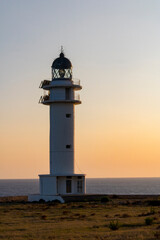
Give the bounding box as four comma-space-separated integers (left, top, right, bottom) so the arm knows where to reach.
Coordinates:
50, 103, 74, 175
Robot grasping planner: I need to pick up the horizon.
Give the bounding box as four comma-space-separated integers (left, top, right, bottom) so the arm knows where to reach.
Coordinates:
1, 177, 160, 180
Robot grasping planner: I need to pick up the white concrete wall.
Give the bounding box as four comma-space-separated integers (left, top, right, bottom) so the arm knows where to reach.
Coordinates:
49, 87, 74, 101
50, 103, 74, 175
83, 176, 86, 194
50, 88, 65, 100
40, 176, 57, 195
39, 175, 85, 196
57, 177, 66, 194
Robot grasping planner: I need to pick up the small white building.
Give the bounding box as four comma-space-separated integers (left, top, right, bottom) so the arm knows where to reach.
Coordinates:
29, 51, 86, 203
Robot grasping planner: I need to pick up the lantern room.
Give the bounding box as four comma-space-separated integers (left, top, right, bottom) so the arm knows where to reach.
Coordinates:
51, 52, 72, 80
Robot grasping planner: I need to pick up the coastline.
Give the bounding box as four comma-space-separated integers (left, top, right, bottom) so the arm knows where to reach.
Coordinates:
0, 194, 160, 203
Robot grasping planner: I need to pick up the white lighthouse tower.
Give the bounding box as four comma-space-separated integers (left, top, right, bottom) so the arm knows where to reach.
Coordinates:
29, 50, 86, 202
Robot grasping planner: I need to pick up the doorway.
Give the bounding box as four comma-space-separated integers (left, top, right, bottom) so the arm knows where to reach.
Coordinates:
66, 179, 72, 193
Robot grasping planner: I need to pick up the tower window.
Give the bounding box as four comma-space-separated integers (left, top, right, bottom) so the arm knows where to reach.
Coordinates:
66, 114, 71, 118
65, 88, 70, 100
66, 145, 71, 149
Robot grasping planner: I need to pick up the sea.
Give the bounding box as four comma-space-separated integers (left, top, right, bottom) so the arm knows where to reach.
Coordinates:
0, 178, 160, 197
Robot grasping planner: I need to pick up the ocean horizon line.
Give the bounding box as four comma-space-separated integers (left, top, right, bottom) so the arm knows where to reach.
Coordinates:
0, 177, 160, 180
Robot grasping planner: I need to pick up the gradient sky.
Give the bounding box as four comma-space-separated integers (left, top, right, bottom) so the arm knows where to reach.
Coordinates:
1, 0, 160, 179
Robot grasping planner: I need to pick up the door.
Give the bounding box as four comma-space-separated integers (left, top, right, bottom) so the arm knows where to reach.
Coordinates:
66, 179, 72, 193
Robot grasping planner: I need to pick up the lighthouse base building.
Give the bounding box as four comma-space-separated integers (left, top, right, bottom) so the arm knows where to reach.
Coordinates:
29, 51, 86, 203
29, 174, 85, 203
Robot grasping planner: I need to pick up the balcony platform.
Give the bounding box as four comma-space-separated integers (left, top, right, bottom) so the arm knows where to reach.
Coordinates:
41, 99, 81, 105
39, 79, 82, 91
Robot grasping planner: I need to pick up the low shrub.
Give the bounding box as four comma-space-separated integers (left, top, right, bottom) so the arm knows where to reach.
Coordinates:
74, 213, 80, 217
39, 199, 45, 203
41, 215, 47, 220
138, 207, 156, 217
114, 214, 120, 217
145, 217, 153, 225
90, 213, 95, 216
62, 211, 69, 215
112, 195, 118, 199
154, 231, 160, 239
51, 199, 61, 204
77, 205, 85, 208
101, 197, 110, 203
150, 207, 156, 214
132, 201, 142, 205
80, 214, 86, 218
121, 213, 130, 218
108, 220, 120, 230
92, 225, 99, 228
148, 200, 160, 206
122, 223, 142, 228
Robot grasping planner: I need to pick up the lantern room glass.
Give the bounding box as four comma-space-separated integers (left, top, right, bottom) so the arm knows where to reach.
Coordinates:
52, 68, 72, 80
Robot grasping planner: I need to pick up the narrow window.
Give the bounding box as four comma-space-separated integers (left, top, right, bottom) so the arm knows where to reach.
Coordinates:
66, 114, 71, 118
66, 145, 71, 149
77, 180, 83, 193
65, 88, 70, 100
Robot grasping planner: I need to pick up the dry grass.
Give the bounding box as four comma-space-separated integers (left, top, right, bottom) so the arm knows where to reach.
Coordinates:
0, 196, 160, 239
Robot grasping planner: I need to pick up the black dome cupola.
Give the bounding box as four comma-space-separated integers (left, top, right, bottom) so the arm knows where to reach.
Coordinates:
51, 50, 72, 80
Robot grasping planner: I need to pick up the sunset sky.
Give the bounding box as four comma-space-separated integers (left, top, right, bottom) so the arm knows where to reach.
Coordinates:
1, 0, 160, 179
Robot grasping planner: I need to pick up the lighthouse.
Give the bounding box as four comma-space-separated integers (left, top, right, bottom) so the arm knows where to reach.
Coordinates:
29, 50, 86, 202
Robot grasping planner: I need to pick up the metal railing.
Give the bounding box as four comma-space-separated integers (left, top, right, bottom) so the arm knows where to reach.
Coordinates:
39, 80, 51, 88
75, 93, 80, 101
72, 78, 80, 86
39, 79, 81, 88
39, 94, 80, 103
39, 94, 50, 103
